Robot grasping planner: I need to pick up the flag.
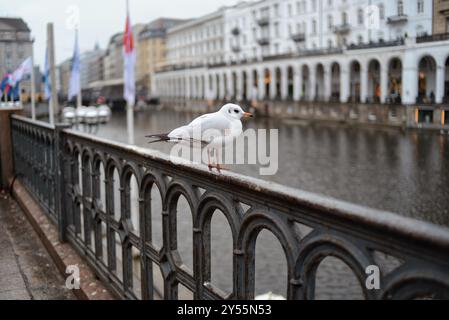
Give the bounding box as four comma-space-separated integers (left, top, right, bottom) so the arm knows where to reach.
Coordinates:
44, 48, 51, 100
68, 30, 80, 101
11, 57, 33, 86
0, 73, 12, 97
123, 3, 135, 105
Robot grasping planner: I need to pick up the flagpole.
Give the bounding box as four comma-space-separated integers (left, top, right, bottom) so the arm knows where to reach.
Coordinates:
127, 100, 134, 144
47, 23, 56, 125
125, 0, 134, 145
18, 82, 22, 107
30, 38, 36, 120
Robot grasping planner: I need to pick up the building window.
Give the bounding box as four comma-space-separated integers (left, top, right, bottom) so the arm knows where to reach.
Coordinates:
417, 0, 424, 14
328, 15, 333, 30
398, 0, 404, 16
312, 19, 317, 34
416, 25, 425, 37
378, 4, 385, 20
274, 4, 279, 16
357, 9, 364, 25
342, 12, 348, 25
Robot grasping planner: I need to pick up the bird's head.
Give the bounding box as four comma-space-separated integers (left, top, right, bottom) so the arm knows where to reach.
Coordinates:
220, 103, 253, 120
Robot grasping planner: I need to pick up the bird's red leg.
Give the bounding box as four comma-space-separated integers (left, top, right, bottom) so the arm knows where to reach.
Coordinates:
207, 147, 213, 171
215, 148, 228, 172
216, 148, 221, 173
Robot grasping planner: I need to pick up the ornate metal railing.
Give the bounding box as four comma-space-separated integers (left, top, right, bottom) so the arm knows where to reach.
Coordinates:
9, 114, 449, 300
11, 116, 58, 223
416, 33, 449, 43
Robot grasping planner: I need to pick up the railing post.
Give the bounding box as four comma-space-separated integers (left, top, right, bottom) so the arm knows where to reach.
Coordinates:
0, 107, 24, 190
54, 123, 70, 242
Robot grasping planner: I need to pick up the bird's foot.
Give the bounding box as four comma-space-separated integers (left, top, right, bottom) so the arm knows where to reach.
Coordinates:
207, 163, 228, 173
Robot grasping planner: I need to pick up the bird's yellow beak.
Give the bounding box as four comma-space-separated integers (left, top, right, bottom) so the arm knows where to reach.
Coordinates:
243, 112, 253, 118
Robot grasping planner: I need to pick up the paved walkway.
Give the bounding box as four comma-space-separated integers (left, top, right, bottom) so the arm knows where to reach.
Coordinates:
0, 190, 75, 300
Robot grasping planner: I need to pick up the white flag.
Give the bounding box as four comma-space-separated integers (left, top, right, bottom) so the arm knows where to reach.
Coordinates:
11, 57, 33, 86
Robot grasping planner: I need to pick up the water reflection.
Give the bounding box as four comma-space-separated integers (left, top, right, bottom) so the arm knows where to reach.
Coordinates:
97, 108, 449, 228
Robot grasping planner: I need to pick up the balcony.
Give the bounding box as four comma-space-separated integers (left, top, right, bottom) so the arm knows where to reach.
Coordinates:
291, 32, 306, 42
347, 39, 405, 50
257, 36, 270, 46
256, 16, 270, 26
416, 33, 449, 44
387, 14, 408, 24
333, 24, 351, 34
231, 27, 240, 37
297, 47, 343, 57
262, 53, 293, 62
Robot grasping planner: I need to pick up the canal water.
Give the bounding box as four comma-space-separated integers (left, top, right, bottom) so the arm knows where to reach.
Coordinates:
95, 107, 449, 299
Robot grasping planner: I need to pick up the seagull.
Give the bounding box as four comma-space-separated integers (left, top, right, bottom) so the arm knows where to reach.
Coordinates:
146, 103, 253, 172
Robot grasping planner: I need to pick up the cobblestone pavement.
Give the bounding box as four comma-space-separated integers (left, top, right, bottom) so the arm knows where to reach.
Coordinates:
0, 191, 75, 300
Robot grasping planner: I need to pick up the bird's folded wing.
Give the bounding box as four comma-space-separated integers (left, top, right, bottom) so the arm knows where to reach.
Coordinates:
188, 113, 231, 136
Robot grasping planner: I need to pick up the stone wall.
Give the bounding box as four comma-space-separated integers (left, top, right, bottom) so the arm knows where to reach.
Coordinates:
159, 97, 449, 130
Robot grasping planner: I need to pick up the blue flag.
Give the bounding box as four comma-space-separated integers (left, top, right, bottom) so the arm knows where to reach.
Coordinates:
44, 48, 51, 101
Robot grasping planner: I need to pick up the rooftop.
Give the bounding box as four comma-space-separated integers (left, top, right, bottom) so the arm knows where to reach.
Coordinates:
0, 17, 30, 32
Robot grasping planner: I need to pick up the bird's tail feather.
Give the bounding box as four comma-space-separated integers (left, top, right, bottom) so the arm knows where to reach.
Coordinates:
146, 133, 170, 144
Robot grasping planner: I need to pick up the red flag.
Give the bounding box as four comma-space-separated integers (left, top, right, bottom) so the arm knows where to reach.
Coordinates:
123, 3, 135, 104
123, 14, 134, 54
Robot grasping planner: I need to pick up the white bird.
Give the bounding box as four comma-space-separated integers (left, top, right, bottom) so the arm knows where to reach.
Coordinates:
146, 103, 253, 172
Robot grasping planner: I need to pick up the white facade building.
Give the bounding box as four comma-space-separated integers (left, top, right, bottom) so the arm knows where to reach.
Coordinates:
155, 0, 449, 109
164, 9, 225, 68
224, 0, 433, 62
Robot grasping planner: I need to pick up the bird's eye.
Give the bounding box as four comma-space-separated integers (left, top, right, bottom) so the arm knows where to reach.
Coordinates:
234, 109, 239, 113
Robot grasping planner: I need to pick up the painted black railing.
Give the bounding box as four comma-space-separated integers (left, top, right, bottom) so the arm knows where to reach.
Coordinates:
10, 114, 449, 300
11, 117, 58, 223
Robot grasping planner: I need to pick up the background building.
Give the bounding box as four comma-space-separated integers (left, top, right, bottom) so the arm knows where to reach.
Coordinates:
164, 8, 226, 68
155, 0, 449, 130
137, 18, 185, 99
57, 58, 72, 101
0, 17, 33, 97
80, 43, 104, 89
433, 0, 449, 34
224, 0, 433, 63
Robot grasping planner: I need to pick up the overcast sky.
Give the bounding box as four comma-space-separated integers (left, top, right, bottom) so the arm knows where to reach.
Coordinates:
0, 0, 239, 69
